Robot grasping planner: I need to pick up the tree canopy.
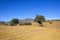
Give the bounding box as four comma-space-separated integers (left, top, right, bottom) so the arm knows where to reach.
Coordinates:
34, 15, 45, 24
11, 18, 19, 25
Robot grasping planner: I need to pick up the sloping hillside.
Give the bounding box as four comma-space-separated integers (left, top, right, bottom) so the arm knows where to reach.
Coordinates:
43, 21, 60, 28
0, 26, 60, 40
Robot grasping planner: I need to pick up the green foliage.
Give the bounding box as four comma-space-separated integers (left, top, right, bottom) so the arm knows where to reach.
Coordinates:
34, 15, 45, 22
9, 22, 14, 26
25, 22, 31, 25
19, 22, 31, 25
11, 18, 19, 25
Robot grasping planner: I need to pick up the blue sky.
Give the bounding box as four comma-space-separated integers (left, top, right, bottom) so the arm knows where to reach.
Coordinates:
0, 0, 60, 21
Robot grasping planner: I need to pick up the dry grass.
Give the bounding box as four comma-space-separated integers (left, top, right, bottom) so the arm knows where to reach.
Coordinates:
43, 21, 60, 28
0, 21, 60, 40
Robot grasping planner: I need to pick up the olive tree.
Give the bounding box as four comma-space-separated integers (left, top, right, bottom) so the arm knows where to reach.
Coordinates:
11, 18, 19, 25
34, 15, 45, 27
34, 15, 45, 22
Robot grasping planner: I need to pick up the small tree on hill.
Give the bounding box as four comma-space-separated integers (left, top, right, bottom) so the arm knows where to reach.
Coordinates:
34, 14, 45, 27
11, 18, 19, 25
34, 15, 45, 22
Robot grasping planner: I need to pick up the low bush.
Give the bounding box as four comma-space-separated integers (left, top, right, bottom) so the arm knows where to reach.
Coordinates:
19, 22, 31, 25
50, 21, 52, 24
9, 22, 15, 26
25, 22, 31, 25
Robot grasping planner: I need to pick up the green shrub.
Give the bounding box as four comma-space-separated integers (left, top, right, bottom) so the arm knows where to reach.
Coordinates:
9, 22, 16, 26
19, 22, 31, 25
24, 22, 31, 25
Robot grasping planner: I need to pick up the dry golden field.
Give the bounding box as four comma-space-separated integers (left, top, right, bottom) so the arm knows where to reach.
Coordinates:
0, 21, 60, 40
43, 21, 60, 28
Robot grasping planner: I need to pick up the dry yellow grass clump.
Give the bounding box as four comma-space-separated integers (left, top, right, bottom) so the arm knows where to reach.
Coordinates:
0, 25, 60, 40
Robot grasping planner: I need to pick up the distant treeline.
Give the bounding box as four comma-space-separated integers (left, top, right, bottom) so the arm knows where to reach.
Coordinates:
0, 14, 46, 26
1, 14, 60, 26
47, 19, 60, 22
51, 20, 60, 21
